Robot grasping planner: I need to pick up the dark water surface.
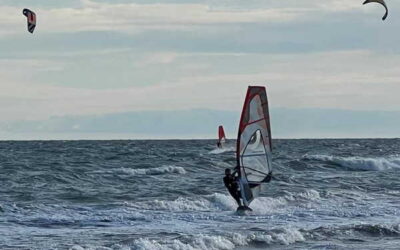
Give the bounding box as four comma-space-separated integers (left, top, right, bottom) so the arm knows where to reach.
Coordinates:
1, 139, 400, 249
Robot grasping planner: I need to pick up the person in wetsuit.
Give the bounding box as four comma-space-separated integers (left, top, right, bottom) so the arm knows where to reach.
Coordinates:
223, 168, 242, 206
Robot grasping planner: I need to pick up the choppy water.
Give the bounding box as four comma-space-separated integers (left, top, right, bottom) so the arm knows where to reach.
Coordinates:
1, 139, 400, 249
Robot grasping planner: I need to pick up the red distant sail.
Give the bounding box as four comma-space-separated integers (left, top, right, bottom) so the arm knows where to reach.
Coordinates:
217, 125, 226, 148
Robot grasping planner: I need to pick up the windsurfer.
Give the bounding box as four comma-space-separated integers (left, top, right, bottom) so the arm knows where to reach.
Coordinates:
223, 168, 242, 206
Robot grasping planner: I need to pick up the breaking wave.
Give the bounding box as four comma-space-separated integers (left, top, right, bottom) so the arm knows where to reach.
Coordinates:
311, 223, 400, 239
303, 155, 400, 171
209, 146, 235, 155
130, 229, 305, 250
94, 165, 186, 176
70, 228, 305, 250
126, 193, 237, 212
127, 190, 320, 214
67, 223, 400, 250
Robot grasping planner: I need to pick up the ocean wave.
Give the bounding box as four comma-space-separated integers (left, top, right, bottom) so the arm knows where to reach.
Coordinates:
83, 229, 305, 250
303, 154, 400, 171
251, 228, 305, 246
353, 224, 400, 236
134, 229, 305, 249
312, 223, 400, 239
209, 146, 235, 155
126, 193, 236, 212
249, 189, 320, 215
6, 203, 150, 228
95, 165, 186, 176
128, 190, 319, 214
283, 189, 321, 202
130, 236, 239, 250
67, 224, 400, 250
69, 235, 241, 250
130, 197, 217, 212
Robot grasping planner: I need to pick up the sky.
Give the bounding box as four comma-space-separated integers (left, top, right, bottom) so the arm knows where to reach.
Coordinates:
1, 0, 400, 139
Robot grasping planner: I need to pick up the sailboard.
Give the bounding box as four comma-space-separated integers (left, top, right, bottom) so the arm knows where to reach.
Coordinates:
217, 125, 226, 148
235, 86, 272, 208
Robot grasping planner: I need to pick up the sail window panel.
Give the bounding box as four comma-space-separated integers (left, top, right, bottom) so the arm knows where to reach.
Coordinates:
247, 96, 265, 124
241, 130, 269, 183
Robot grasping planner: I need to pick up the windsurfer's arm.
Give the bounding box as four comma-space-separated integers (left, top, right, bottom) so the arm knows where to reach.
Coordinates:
223, 176, 234, 189
232, 169, 238, 177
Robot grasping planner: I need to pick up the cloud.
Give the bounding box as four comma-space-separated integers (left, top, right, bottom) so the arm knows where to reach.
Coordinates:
1, 49, 400, 123
3, 107, 400, 139
1, 0, 400, 139
0, 1, 305, 37
2, 0, 379, 37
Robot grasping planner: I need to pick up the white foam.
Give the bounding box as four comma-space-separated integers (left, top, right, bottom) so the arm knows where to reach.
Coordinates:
129, 193, 237, 212
70, 246, 86, 250
192, 235, 236, 250
133, 197, 213, 212
97, 165, 186, 176
132, 239, 170, 250
253, 228, 305, 245
209, 146, 235, 155
129, 229, 305, 250
249, 189, 320, 215
132, 236, 234, 250
304, 154, 400, 171
247, 196, 288, 214
128, 190, 319, 214
285, 189, 321, 201
131, 235, 238, 250
69, 245, 121, 250
205, 193, 238, 211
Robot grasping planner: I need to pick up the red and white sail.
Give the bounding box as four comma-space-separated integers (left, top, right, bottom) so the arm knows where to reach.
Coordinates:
236, 86, 272, 206
217, 125, 226, 147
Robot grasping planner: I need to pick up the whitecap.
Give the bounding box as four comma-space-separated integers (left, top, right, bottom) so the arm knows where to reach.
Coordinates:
303, 154, 400, 171
129, 229, 305, 250
209, 146, 235, 155
94, 165, 186, 176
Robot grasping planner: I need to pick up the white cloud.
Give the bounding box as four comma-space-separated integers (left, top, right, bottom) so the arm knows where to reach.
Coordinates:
0, 0, 368, 37
138, 52, 179, 66
1, 50, 400, 123
316, 0, 360, 12
1, 0, 400, 134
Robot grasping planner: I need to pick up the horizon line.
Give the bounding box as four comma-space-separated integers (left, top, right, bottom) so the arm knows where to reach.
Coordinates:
0, 137, 399, 142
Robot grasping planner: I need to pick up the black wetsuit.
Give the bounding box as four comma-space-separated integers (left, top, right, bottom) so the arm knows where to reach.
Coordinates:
223, 174, 241, 206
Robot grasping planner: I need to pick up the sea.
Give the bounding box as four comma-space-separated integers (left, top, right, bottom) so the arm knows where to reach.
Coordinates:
1, 139, 400, 250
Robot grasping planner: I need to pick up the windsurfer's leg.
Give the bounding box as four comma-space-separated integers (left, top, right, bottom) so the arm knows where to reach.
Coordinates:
234, 196, 241, 206
235, 191, 243, 206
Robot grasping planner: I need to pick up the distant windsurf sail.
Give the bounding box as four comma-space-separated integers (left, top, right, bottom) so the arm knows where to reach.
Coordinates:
217, 125, 226, 148
236, 86, 272, 206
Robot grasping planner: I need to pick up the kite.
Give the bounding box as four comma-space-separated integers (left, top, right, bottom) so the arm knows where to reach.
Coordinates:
363, 0, 388, 20
22, 9, 36, 33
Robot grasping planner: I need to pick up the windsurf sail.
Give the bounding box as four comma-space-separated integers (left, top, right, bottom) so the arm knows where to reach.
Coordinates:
235, 86, 272, 206
217, 125, 226, 148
